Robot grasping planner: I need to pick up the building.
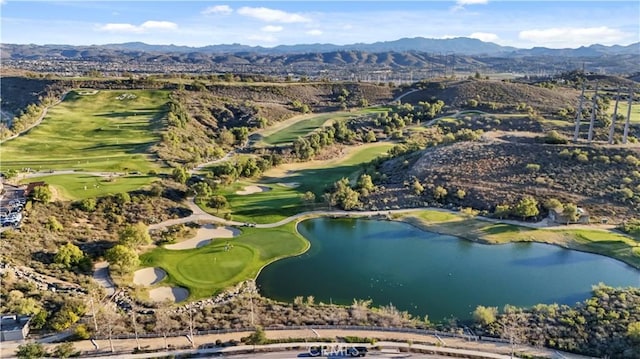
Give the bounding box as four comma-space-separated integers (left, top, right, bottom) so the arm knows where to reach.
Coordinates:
548, 207, 590, 225
0, 314, 31, 341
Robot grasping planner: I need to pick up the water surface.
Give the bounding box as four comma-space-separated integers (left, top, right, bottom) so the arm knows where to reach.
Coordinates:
257, 218, 639, 321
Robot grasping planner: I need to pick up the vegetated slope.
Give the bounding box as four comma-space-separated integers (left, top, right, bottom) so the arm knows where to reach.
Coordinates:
0, 76, 67, 119
152, 83, 394, 166
402, 79, 580, 115
375, 136, 640, 220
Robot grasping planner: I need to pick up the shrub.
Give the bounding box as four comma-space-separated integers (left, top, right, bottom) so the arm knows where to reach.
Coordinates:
525, 163, 541, 173
543, 130, 568, 144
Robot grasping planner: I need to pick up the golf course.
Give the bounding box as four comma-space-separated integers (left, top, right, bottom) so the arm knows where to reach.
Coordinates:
1, 89, 168, 199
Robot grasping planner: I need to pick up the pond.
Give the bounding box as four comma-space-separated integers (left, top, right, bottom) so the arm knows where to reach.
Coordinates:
256, 218, 640, 321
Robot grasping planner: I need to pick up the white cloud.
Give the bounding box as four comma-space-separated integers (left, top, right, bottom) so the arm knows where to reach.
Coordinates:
140, 21, 177, 31
452, 0, 488, 12
237, 6, 310, 23
261, 25, 283, 33
202, 5, 232, 15
1, 0, 8, 5
306, 29, 323, 36
519, 26, 627, 47
97, 20, 177, 33
469, 32, 499, 42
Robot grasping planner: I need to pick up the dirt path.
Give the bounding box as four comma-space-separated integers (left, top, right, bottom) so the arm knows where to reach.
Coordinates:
93, 261, 116, 297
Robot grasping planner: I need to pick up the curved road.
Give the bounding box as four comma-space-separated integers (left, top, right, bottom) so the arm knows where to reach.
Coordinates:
150, 197, 616, 232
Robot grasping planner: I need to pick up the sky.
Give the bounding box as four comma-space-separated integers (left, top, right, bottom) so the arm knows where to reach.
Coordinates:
1, 1, 639, 49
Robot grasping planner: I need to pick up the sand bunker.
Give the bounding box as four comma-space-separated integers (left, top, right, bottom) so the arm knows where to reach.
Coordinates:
279, 182, 300, 188
148, 286, 189, 303
165, 224, 240, 250
77, 90, 99, 95
133, 267, 166, 286
236, 185, 271, 195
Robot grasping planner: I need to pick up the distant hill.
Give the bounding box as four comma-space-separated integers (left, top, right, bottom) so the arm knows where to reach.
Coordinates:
4, 37, 638, 57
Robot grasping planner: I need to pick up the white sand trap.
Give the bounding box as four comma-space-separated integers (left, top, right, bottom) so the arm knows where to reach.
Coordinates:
78, 90, 99, 95
148, 286, 189, 303
236, 185, 271, 195
133, 267, 166, 286
165, 224, 240, 250
279, 182, 300, 188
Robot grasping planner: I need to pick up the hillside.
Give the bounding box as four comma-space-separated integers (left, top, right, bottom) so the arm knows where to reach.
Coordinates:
402, 79, 581, 115
372, 135, 640, 221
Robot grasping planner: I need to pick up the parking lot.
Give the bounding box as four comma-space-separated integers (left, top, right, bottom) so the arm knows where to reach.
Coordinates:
0, 183, 26, 227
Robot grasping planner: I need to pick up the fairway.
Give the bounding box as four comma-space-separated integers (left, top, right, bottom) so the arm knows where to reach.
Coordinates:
211, 142, 395, 223
140, 222, 308, 299
20, 173, 157, 201
608, 101, 640, 123
260, 107, 389, 145
262, 112, 349, 145
0, 89, 169, 172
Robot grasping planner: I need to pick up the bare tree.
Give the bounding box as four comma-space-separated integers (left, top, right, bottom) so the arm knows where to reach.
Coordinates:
154, 302, 178, 350
96, 302, 122, 353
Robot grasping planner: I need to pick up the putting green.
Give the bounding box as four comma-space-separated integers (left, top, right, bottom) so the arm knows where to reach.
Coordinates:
140, 222, 308, 299
176, 245, 254, 284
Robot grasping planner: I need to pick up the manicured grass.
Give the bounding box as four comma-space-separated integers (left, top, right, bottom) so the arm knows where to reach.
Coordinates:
1, 89, 168, 172
399, 211, 640, 269
262, 113, 343, 145
217, 142, 395, 224
20, 173, 158, 200
140, 222, 308, 299
261, 107, 390, 145
608, 102, 640, 123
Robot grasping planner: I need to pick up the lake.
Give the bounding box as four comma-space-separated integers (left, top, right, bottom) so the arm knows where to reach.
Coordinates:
256, 217, 640, 321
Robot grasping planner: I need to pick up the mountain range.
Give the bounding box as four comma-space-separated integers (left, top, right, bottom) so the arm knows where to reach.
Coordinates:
3, 37, 639, 58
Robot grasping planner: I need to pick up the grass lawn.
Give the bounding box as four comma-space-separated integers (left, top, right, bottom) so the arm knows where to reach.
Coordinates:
213, 142, 395, 224
261, 107, 389, 146
140, 222, 308, 299
20, 173, 158, 200
1, 89, 168, 173
399, 210, 640, 269
608, 101, 640, 123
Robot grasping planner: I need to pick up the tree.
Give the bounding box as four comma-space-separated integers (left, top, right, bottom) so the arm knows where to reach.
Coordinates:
172, 167, 188, 184
154, 303, 178, 350
330, 178, 360, 210
301, 191, 316, 208
513, 196, 539, 220
78, 197, 97, 212
364, 130, 377, 143
562, 203, 579, 224
54, 242, 85, 269
357, 174, 375, 193
412, 179, 424, 195
105, 245, 139, 274
118, 222, 151, 248
244, 326, 267, 345
543, 198, 563, 211
31, 185, 52, 203
46, 216, 64, 231
494, 204, 511, 219
456, 189, 466, 199
15, 343, 46, 359
628, 322, 640, 343
53, 343, 77, 359
433, 186, 448, 202
473, 305, 498, 326
207, 195, 229, 214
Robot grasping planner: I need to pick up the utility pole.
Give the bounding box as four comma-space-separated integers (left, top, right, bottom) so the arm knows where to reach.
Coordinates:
608, 89, 621, 144
623, 87, 634, 144
573, 82, 586, 141
587, 82, 599, 143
